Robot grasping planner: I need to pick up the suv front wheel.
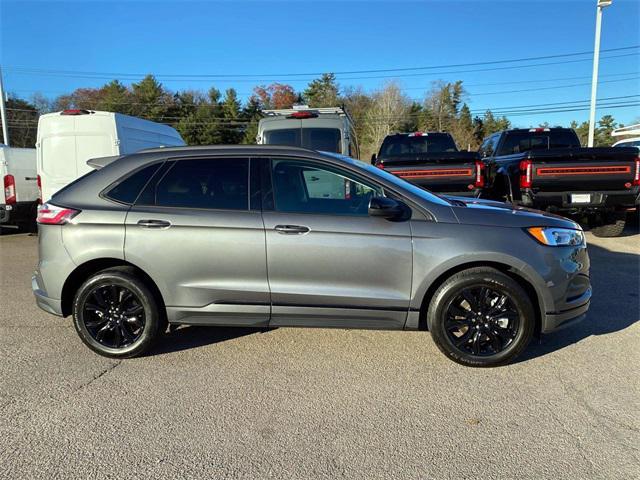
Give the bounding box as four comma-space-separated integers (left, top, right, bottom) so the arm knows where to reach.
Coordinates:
427, 267, 535, 368
72, 268, 163, 358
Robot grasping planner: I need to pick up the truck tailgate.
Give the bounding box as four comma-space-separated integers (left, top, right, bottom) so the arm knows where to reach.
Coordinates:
529, 147, 638, 192
381, 152, 480, 192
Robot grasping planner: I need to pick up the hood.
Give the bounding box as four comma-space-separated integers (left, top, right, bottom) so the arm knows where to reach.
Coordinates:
444, 195, 580, 229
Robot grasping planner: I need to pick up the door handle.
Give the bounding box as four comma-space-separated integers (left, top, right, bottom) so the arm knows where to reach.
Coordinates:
274, 224, 310, 235
137, 219, 172, 229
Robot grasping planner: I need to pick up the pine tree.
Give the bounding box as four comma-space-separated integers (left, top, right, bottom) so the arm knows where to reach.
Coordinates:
241, 96, 262, 144
131, 75, 171, 121
303, 73, 340, 107
221, 88, 243, 144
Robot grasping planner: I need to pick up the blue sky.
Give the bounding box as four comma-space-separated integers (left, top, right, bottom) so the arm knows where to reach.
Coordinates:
1, 0, 639, 127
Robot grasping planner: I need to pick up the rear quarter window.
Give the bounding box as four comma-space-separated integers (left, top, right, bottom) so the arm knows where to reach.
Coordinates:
104, 163, 162, 204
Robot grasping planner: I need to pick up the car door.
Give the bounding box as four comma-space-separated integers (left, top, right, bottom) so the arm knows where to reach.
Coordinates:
261, 157, 413, 329
124, 156, 270, 327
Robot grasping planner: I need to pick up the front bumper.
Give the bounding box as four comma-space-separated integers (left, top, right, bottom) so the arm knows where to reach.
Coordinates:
541, 288, 591, 333
32, 273, 63, 316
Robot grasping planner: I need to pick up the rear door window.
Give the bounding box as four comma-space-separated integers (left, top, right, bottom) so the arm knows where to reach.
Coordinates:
137, 158, 249, 210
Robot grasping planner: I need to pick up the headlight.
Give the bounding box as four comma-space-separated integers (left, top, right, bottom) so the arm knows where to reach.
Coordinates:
526, 227, 585, 246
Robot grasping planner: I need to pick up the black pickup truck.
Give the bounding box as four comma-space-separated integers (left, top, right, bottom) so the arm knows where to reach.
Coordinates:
371, 132, 484, 197
480, 128, 639, 237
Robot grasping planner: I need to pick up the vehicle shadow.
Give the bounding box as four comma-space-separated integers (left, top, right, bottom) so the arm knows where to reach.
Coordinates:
151, 325, 273, 356
516, 235, 640, 363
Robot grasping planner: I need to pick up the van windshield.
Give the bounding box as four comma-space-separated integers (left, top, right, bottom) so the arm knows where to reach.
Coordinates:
264, 128, 341, 153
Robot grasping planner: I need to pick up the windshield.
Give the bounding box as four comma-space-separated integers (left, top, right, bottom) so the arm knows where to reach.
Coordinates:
264, 128, 341, 153
379, 134, 457, 157
321, 152, 452, 207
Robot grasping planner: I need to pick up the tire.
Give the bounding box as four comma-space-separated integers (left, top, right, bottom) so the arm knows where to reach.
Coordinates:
427, 267, 535, 368
591, 212, 626, 238
72, 268, 163, 358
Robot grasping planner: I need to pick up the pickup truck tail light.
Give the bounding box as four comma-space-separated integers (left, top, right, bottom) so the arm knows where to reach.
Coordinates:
376, 160, 385, 170
37, 203, 80, 225
37, 174, 42, 205
3, 174, 16, 205
633, 157, 640, 186
474, 160, 485, 188
519, 159, 533, 188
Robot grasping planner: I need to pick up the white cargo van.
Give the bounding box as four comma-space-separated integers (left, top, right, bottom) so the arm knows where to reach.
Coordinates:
0, 145, 38, 231
37, 110, 186, 201
257, 105, 359, 158
611, 124, 640, 150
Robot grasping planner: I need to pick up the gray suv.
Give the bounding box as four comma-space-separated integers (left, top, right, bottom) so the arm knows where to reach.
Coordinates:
32, 146, 591, 367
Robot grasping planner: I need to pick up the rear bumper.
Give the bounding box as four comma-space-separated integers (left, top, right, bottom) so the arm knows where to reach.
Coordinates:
32, 273, 63, 316
521, 189, 640, 211
0, 204, 12, 224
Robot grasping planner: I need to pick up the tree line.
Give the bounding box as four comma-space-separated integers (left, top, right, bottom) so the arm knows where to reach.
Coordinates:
2, 73, 629, 156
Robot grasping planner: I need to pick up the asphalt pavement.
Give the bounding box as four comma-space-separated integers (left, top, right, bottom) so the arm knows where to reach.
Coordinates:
0, 227, 638, 479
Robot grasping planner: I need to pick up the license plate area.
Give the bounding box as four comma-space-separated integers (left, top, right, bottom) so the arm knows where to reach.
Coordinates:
570, 193, 592, 204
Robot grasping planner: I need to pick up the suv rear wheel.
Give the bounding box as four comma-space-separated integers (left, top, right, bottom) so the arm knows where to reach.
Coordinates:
427, 267, 535, 367
72, 268, 163, 358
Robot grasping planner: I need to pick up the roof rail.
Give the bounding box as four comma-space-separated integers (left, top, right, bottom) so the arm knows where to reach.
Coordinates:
262, 106, 347, 116
611, 123, 640, 137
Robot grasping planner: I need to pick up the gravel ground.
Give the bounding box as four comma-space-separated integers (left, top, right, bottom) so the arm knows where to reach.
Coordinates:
0, 227, 638, 479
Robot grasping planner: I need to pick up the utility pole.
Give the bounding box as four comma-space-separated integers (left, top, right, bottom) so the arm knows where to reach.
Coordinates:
588, 0, 613, 147
0, 65, 9, 146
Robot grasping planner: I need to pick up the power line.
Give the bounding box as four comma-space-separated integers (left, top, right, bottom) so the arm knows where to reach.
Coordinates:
469, 75, 640, 96
5, 45, 638, 78
5, 100, 639, 127
4, 52, 638, 83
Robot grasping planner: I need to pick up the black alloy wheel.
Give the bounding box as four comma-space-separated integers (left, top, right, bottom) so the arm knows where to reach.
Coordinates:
444, 286, 519, 356
428, 267, 535, 367
82, 284, 146, 349
72, 267, 164, 358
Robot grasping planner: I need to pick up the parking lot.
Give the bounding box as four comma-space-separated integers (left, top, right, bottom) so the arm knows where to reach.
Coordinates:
0, 227, 638, 479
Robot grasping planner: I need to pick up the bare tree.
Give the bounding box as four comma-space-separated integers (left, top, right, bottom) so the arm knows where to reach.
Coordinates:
362, 81, 410, 159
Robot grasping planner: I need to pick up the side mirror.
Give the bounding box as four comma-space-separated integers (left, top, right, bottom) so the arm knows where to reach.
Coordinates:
370, 153, 377, 165
368, 197, 405, 220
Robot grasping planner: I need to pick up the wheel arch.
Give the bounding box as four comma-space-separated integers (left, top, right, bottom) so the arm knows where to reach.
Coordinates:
416, 260, 543, 337
60, 258, 165, 317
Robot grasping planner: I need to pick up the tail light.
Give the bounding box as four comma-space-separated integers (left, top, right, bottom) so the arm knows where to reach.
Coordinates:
376, 160, 385, 170
520, 159, 533, 188
3, 174, 16, 205
37, 174, 42, 205
474, 160, 485, 188
286, 111, 318, 119
61, 109, 91, 115
633, 157, 640, 186
37, 203, 79, 225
